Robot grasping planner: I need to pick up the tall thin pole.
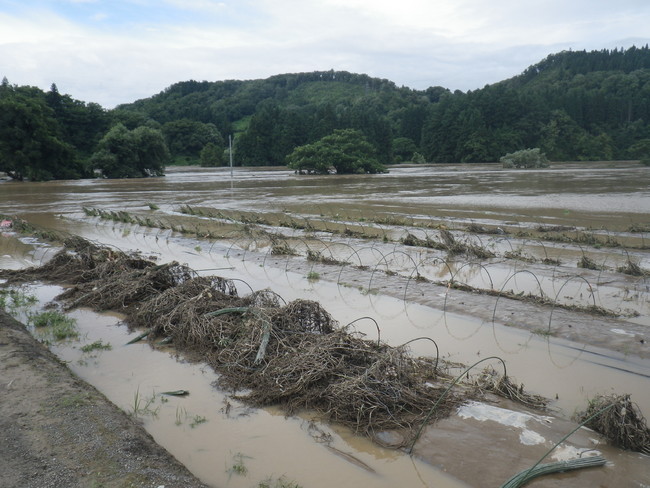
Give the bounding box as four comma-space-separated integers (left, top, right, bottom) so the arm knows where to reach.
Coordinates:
229, 135, 233, 179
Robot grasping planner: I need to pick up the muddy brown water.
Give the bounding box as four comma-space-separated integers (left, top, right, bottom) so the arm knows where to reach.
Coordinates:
2, 162, 650, 487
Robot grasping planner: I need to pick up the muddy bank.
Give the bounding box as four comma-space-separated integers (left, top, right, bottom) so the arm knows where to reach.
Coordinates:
0, 310, 209, 488
415, 398, 650, 488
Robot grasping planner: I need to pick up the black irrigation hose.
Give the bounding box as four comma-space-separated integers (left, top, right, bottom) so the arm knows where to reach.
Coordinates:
345, 316, 381, 345
408, 356, 507, 454
399, 336, 439, 372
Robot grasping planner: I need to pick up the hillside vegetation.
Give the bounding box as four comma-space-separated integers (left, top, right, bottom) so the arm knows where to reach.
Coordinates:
2, 46, 650, 179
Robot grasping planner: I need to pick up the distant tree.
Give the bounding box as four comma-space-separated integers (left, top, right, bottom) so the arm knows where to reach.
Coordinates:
392, 137, 417, 162
539, 110, 587, 160
200, 142, 224, 167
90, 124, 169, 178
235, 102, 284, 165
44, 85, 110, 155
629, 139, 650, 166
500, 148, 549, 169
286, 129, 386, 174
0, 90, 83, 180
162, 119, 224, 161
411, 152, 426, 164
110, 109, 153, 130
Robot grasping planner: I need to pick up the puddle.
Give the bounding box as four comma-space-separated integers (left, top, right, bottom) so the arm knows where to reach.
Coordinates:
18, 285, 468, 488
457, 402, 554, 446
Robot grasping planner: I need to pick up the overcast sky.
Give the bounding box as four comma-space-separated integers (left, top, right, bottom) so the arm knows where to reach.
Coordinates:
1, 0, 649, 108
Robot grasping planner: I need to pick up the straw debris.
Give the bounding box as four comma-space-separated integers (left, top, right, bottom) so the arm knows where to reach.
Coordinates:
3, 236, 548, 444
577, 394, 650, 454
473, 368, 549, 410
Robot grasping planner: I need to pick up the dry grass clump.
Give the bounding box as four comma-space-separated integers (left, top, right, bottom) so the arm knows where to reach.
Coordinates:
157, 295, 463, 438
3, 234, 193, 314
219, 329, 461, 438
306, 249, 347, 265
270, 299, 336, 334
401, 233, 431, 248
536, 225, 575, 233
473, 368, 549, 410
617, 260, 646, 276
578, 394, 650, 454
578, 255, 601, 270
466, 223, 488, 234
402, 230, 494, 259
11, 237, 464, 437
0, 235, 156, 286
439, 229, 467, 255
321, 349, 458, 435
627, 223, 650, 233
129, 276, 243, 346
270, 242, 297, 256
0, 237, 121, 284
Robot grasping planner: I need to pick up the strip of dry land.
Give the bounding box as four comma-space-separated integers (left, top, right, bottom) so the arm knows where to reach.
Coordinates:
0, 310, 209, 488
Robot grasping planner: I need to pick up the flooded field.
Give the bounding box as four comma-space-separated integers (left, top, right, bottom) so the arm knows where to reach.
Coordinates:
1, 162, 649, 487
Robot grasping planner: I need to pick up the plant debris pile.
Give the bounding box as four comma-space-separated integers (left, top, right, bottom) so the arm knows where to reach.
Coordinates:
0, 236, 158, 286
2, 237, 548, 442
578, 394, 650, 454
57, 260, 194, 312
401, 230, 495, 259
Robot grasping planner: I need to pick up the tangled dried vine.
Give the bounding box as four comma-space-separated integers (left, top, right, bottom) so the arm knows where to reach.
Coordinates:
2, 236, 553, 444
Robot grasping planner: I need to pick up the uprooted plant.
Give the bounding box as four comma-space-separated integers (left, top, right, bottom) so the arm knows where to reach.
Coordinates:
577, 394, 650, 455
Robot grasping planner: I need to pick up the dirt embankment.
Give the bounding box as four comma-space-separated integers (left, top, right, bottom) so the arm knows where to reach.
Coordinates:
0, 310, 209, 488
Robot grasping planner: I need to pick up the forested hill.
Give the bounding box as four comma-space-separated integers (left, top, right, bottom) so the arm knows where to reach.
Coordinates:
2, 46, 650, 181
118, 71, 444, 166
422, 46, 650, 163
120, 46, 650, 165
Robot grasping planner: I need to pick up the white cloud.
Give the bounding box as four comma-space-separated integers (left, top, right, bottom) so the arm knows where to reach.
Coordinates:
162, 0, 227, 12
1, 1, 649, 107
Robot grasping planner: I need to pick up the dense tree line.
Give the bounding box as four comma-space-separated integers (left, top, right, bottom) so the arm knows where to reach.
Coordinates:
423, 47, 650, 163
121, 70, 432, 166
120, 47, 650, 166
2, 46, 650, 180
0, 79, 108, 180
0, 79, 222, 180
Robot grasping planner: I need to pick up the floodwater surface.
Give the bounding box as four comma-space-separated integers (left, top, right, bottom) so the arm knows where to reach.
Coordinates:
2, 162, 649, 487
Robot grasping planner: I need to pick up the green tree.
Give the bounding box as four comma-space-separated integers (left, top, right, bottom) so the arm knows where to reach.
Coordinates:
235, 102, 284, 165
539, 110, 588, 160
162, 119, 224, 161
0, 88, 83, 180
500, 148, 549, 169
411, 152, 426, 164
392, 137, 417, 162
629, 138, 650, 166
44, 84, 110, 156
286, 129, 386, 174
90, 124, 169, 178
200, 142, 224, 167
